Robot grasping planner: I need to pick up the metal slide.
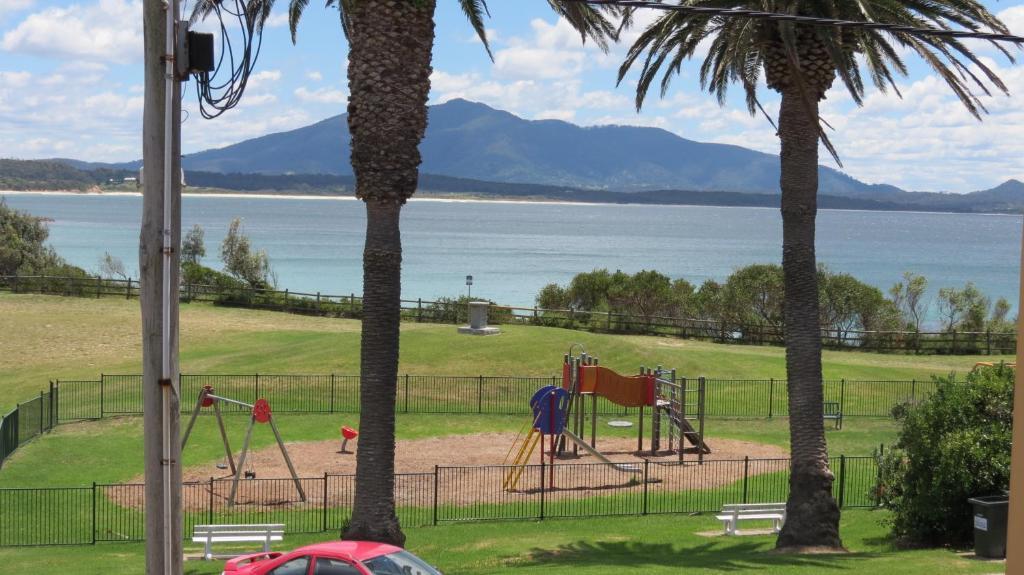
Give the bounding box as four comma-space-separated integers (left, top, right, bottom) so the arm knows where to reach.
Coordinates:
561, 429, 642, 473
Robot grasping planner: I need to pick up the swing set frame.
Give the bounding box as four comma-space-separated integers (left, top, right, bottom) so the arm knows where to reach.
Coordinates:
181, 386, 307, 507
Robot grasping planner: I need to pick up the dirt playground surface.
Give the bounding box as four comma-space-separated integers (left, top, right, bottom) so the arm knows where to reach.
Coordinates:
116, 433, 787, 510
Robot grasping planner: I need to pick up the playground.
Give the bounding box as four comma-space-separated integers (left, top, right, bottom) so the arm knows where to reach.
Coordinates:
0, 294, 1006, 574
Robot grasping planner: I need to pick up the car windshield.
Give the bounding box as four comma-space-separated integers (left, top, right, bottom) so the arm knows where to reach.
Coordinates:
361, 550, 442, 575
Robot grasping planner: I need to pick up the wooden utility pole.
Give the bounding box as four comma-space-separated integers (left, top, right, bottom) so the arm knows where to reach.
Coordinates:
142, 0, 182, 571
1008, 220, 1024, 575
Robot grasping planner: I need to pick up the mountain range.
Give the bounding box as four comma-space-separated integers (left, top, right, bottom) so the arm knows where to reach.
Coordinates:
7, 98, 1024, 212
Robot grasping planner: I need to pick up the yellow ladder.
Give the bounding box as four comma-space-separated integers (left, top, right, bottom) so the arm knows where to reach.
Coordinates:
503, 428, 542, 491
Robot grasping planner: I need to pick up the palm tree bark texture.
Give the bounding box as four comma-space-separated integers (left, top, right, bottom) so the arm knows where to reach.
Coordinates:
774, 81, 841, 552
343, 0, 436, 546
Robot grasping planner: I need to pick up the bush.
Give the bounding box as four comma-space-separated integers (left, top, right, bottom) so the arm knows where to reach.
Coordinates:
875, 365, 1013, 547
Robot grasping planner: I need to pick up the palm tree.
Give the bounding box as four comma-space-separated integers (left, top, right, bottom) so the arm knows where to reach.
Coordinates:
618, 1, 1010, 551
209, 0, 619, 546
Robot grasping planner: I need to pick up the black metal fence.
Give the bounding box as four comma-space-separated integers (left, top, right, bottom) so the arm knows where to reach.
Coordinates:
0, 373, 944, 471
0, 386, 58, 471
53, 373, 942, 422
2, 274, 1014, 355
0, 455, 878, 547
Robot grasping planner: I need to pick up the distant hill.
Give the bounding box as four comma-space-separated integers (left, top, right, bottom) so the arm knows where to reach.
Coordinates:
76, 98, 900, 196
5, 159, 1021, 213
4, 98, 1022, 212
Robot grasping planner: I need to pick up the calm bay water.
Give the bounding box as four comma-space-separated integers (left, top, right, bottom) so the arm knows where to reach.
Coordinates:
3, 192, 1021, 322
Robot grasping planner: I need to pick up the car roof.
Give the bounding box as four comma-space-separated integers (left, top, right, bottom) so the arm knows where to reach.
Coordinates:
291, 540, 402, 561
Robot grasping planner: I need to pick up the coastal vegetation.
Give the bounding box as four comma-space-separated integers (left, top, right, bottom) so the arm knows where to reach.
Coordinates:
0, 199, 89, 279
537, 266, 1015, 339
875, 364, 1014, 547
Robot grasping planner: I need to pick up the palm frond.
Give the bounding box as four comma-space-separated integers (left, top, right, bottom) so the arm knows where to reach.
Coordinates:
459, 0, 493, 60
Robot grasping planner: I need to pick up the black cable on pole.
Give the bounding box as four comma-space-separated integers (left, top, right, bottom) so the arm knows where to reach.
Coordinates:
569, 0, 1024, 45
189, 0, 265, 119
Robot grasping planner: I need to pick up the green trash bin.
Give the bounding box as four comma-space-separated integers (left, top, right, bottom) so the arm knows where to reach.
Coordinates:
968, 495, 1009, 559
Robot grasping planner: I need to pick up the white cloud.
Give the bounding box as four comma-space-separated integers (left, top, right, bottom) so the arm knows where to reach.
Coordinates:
2, 0, 142, 63
264, 12, 289, 28
0, 0, 34, 20
294, 86, 348, 104
307, 71, 323, 82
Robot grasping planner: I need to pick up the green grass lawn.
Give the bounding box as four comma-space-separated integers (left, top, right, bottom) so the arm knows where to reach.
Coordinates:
1, 293, 1011, 413
0, 511, 1002, 575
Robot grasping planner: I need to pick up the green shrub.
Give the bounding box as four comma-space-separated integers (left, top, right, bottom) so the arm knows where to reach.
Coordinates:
875, 365, 1013, 547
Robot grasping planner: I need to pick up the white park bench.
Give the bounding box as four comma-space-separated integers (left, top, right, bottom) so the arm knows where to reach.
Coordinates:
192, 523, 285, 560
715, 503, 786, 535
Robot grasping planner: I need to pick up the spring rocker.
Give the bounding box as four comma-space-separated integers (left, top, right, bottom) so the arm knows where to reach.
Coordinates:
182, 386, 307, 507
339, 425, 358, 454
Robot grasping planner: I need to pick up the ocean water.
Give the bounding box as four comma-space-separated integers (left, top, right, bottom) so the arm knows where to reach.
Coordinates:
3, 192, 1021, 322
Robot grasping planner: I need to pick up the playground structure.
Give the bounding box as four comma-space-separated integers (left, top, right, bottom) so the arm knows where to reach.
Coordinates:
504, 346, 710, 491
181, 386, 307, 507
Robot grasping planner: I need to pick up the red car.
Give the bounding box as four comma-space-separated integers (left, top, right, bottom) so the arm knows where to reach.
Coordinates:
222, 541, 443, 575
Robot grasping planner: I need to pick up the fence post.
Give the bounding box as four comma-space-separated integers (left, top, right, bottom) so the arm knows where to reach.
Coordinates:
478, 375, 483, 414
95, 276, 101, 298
255, 373, 260, 403
838, 455, 847, 509
742, 456, 749, 504
100, 374, 105, 418
39, 391, 44, 435
126, 278, 132, 299
642, 459, 649, 515
209, 477, 214, 525
986, 329, 992, 355
92, 482, 98, 544
350, 293, 356, 316
322, 473, 329, 532
417, 298, 422, 323
839, 379, 846, 418
316, 292, 321, 314
911, 379, 916, 403
432, 466, 439, 526
404, 374, 410, 414
330, 374, 336, 413
539, 461, 546, 520
768, 378, 774, 418
49, 380, 55, 430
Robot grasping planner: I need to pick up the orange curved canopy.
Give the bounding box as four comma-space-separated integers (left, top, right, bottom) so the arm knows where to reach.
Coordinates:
576, 365, 655, 407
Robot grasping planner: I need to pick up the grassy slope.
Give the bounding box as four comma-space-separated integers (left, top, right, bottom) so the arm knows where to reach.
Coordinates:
0, 511, 1000, 575
1, 293, 1009, 413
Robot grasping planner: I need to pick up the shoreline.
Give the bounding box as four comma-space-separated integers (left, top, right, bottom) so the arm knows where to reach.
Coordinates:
0, 189, 611, 208
1, 189, 1018, 216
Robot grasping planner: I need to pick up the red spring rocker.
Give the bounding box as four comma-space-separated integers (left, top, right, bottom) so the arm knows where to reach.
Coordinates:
340, 425, 359, 454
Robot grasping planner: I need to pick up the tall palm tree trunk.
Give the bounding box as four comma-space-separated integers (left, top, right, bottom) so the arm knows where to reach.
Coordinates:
775, 88, 842, 550
342, 0, 436, 546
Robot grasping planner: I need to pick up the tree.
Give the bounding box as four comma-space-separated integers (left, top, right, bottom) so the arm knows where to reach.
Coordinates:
536, 282, 570, 310
98, 251, 129, 281
618, 2, 1009, 551
937, 282, 990, 332
181, 224, 206, 265
0, 198, 71, 276
226, 0, 619, 546
889, 272, 928, 332
876, 366, 1014, 546
723, 264, 785, 331
220, 218, 274, 289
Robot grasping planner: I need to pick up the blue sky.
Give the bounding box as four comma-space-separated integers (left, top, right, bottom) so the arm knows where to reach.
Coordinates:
1, 0, 1023, 192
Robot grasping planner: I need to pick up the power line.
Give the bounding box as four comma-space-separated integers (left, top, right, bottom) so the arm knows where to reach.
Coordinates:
569, 0, 1024, 44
